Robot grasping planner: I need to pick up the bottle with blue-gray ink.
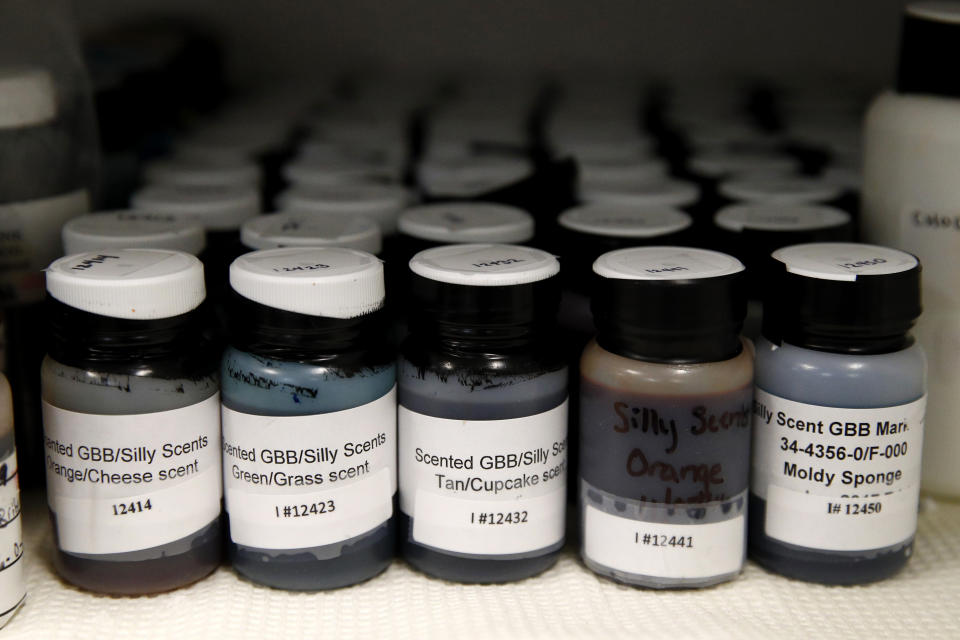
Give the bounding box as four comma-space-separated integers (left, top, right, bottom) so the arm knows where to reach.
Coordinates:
750, 243, 926, 584
398, 244, 568, 583
221, 247, 397, 590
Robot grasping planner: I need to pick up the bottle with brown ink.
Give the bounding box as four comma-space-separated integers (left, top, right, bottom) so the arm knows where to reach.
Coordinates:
579, 246, 752, 588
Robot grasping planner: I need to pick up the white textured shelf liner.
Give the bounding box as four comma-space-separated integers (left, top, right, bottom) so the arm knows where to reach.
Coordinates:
5, 494, 958, 640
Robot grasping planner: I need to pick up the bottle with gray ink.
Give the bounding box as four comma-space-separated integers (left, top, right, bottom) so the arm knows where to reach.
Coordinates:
750, 243, 926, 584
398, 244, 568, 583
221, 247, 396, 590
41, 249, 222, 594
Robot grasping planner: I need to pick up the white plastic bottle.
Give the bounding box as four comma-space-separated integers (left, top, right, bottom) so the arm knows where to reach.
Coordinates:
862, 2, 960, 499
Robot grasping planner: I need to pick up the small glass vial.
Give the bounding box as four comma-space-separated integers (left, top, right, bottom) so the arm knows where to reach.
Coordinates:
713, 204, 853, 338
143, 156, 263, 190
580, 247, 752, 588
687, 151, 799, 181
0, 373, 25, 627
396, 202, 534, 256
416, 156, 532, 200
717, 175, 846, 206
555, 203, 693, 336
389, 203, 537, 338
0, 67, 93, 489
578, 178, 701, 212
750, 243, 925, 584
221, 247, 396, 590
398, 244, 568, 583
282, 156, 403, 190
62, 211, 206, 256
41, 249, 222, 594
240, 212, 382, 254
277, 183, 411, 237
130, 184, 260, 292
575, 157, 668, 198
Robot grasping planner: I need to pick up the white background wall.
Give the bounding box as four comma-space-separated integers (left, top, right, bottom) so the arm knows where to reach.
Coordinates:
74, 1, 908, 88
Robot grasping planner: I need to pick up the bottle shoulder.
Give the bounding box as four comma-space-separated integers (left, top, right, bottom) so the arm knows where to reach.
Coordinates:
41, 354, 219, 414
399, 337, 565, 377
580, 338, 754, 395
220, 346, 396, 415
754, 338, 926, 406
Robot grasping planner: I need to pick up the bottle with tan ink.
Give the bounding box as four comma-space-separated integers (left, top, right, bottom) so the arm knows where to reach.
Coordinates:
579, 247, 752, 588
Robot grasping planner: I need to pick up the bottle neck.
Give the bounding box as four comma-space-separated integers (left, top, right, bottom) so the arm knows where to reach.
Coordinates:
595, 325, 743, 364
46, 297, 216, 370
225, 290, 393, 365
406, 275, 562, 353
408, 315, 555, 353
763, 321, 915, 356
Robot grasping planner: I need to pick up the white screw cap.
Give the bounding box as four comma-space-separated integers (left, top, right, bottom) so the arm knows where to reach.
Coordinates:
230, 247, 384, 318
46, 249, 206, 320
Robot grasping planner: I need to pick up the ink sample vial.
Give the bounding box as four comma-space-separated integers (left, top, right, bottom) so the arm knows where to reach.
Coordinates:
580, 247, 752, 588
578, 178, 701, 212
62, 211, 206, 256
713, 204, 853, 337
143, 156, 263, 190
0, 67, 93, 488
130, 184, 260, 292
0, 373, 25, 627
222, 248, 396, 590
41, 250, 222, 594
416, 156, 532, 200
282, 156, 403, 190
398, 244, 568, 583
277, 183, 411, 237
396, 202, 535, 257
555, 203, 693, 336
717, 175, 845, 207
240, 212, 382, 255
750, 243, 925, 584
575, 157, 669, 199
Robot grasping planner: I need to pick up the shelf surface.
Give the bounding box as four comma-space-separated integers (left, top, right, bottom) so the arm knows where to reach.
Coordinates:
4, 493, 958, 639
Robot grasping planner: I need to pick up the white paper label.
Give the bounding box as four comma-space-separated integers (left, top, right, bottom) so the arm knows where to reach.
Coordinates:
0, 452, 25, 625
42, 394, 222, 555
222, 386, 397, 550
751, 389, 925, 551
0, 189, 89, 303
583, 504, 745, 579
399, 402, 568, 555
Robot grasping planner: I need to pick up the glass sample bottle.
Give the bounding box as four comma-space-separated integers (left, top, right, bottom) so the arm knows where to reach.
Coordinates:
41, 249, 222, 594
0, 373, 25, 627
398, 244, 568, 583
395, 202, 535, 262
130, 184, 260, 293
712, 204, 853, 338
750, 243, 925, 584
555, 203, 693, 337
580, 247, 751, 588
861, 2, 960, 500
577, 178, 701, 213
62, 211, 206, 256
221, 247, 396, 590
240, 211, 381, 255
277, 183, 411, 238
0, 67, 94, 488
143, 156, 263, 190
